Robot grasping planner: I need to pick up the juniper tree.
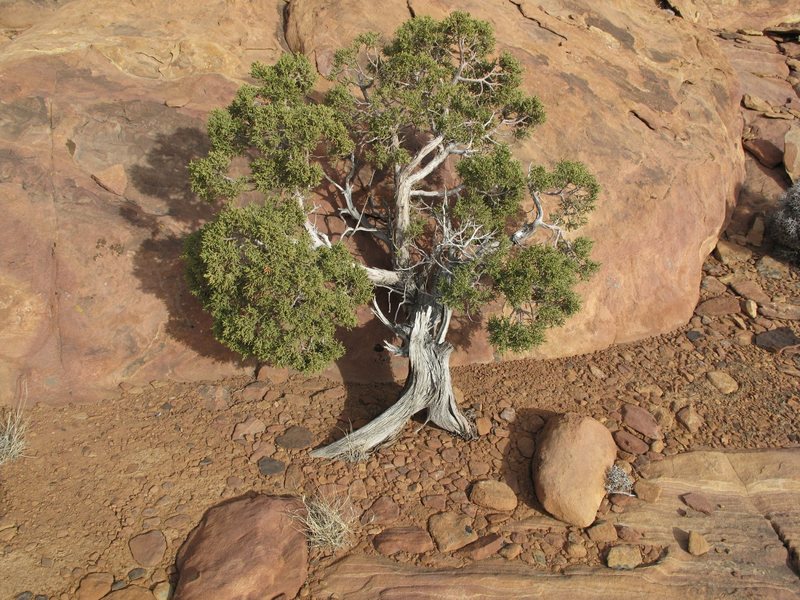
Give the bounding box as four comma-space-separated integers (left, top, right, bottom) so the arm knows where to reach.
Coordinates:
186, 12, 599, 459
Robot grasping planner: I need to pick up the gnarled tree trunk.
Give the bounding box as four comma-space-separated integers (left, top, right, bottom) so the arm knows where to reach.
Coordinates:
311, 306, 475, 459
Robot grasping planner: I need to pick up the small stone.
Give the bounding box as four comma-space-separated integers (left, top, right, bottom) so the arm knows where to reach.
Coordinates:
460, 533, 504, 560
587, 520, 618, 543
91, 164, 128, 196
743, 138, 783, 169
468, 460, 490, 477
688, 530, 711, 556
231, 416, 266, 440
15, 594, 33, 600
714, 240, 752, 264
151, 581, 172, 600
567, 542, 587, 558
613, 430, 649, 455
744, 299, 759, 319
589, 364, 607, 380
729, 279, 770, 305
650, 439, 665, 453
499, 407, 516, 422
701, 276, 727, 295
617, 526, 642, 543
163, 514, 191, 529
621, 404, 661, 439
422, 495, 447, 510
76, 572, 114, 600
676, 406, 703, 433
128, 530, 166, 567
606, 545, 642, 569
256, 365, 290, 384
695, 296, 740, 317
516, 434, 535, 458
441, 448, 459, 462
197, 384, 231, 410
706, 371, 738, 394
360, 496, 400, 526
257, 457, 286, 476
127, 567, 146, 581
495, 543, 520, 560
249, 440, 276, 464
102, 587, 156, 599
682, 492, 715, 515
40, 557, 54, 567
755, 327, 800, 352
469, 480, 518, 512
372, 527, 434, 555
240, 381, 270, 402
475, 417, 492, 436
759, 302, 800, 320
756, 256, 789, 279
275, 425, 313, 449
428, 512, 478, 552
742, 94, 773, 112
634, 480, 661, 503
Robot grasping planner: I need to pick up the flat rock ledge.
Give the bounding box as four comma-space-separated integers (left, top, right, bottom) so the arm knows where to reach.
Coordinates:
314, 449, 800, 599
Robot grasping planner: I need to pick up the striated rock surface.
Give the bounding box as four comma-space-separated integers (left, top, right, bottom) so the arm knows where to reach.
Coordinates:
0, 0, 745, 401
174, 495, 307, 600
314, 449, 800, 599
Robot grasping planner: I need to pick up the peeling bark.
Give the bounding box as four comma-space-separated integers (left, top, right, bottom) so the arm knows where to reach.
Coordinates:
311, 306, 475, 459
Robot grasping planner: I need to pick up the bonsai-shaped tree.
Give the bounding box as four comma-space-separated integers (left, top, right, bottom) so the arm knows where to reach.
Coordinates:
186, 12, 599, 459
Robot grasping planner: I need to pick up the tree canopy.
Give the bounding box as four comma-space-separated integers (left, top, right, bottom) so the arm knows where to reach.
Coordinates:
186, 10, 598, 373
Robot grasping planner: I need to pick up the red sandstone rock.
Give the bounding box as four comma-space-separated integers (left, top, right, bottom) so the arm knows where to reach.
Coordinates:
174, 495, 307, 600
621, 404, 661, 440
0, 0, 744, 402
373, 527, 434, 556
613, 430, 649, 455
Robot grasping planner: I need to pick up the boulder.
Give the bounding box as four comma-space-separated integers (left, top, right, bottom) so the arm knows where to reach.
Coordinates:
532, 413, 617, 527
174, 495, 307, 600
0, 0, 745, 402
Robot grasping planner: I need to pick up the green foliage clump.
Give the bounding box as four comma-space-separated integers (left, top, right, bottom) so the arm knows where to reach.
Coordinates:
185, 202, 371, 372
486, 239, 598, 353
769, 180, 800, 253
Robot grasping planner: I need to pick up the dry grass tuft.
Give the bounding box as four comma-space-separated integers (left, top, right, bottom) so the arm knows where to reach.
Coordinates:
0, 378, 29, 466
295, 494, 355, 551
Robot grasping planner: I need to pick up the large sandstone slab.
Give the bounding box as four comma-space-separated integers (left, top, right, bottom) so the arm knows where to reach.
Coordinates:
290, 0, 744, 368
666, 1, 800, 31
175, 495, 308, 600
0, 0, 286, 403
0, 0, 746, 400
314, 449, 800, 599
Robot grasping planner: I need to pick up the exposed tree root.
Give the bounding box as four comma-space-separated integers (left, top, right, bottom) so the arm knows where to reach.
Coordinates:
312, 308, 475, 459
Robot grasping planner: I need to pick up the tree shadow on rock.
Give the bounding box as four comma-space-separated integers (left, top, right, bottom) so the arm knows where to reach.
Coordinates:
125, 126, 251, 366
500, 407, 557, 512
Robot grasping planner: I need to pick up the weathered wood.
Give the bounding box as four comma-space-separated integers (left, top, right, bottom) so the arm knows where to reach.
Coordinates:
311, 307, 474, 459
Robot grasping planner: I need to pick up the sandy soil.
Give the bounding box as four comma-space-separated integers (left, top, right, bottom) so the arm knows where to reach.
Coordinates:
0, 246, 798, 599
